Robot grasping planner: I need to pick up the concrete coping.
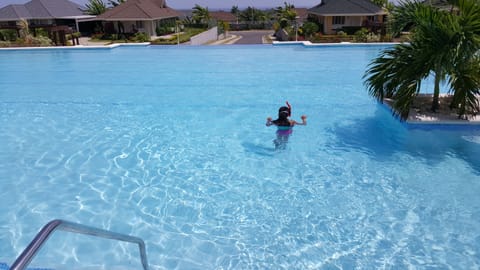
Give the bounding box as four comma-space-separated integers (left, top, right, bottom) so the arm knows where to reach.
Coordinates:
0, 42, 150, 51
272, 41, 399, 46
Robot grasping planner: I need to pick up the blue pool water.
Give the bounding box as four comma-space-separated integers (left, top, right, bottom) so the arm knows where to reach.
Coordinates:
0, 44, 479, 269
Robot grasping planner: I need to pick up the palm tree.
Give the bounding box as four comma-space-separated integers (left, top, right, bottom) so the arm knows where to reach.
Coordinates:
273, 2, 298, 34
18, 19, 29, 38
84, 0, 107, 15
192, 4, 211, 25
231, 5, 239, 24
363, 0, 480, 119
274, 2, 297, 22
449, 56, 480, 117
239, 7, 266, 24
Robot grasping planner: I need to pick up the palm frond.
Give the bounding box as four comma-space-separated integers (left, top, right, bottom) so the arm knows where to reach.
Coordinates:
364, 0, 480, 120
364, 44, 426, 97
392, 80, 420, 119
84, 0, 107, 15
449, 56, 480, 117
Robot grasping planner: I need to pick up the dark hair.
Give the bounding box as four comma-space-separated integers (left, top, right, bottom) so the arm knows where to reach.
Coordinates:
273, 106, 291, 126
278, 106, 289, 115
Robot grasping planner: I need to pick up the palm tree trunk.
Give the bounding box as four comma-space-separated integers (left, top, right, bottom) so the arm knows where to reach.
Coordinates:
431, 73, 441, 112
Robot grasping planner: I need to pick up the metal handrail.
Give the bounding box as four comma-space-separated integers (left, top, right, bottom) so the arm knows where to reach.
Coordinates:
10, 219, 149, 270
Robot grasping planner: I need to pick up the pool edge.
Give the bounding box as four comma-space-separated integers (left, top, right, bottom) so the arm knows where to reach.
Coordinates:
0, 42, 150, 51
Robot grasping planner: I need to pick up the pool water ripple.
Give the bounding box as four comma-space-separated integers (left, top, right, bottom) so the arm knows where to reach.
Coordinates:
1, 46, 479, 269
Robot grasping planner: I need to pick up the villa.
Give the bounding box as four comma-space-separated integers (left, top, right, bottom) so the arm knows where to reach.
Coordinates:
0, 0, 93, 44
308, 0, 387, 34
94, 0, 181, 37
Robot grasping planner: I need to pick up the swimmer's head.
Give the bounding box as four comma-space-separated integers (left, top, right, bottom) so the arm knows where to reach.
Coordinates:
278, 106, 290, 119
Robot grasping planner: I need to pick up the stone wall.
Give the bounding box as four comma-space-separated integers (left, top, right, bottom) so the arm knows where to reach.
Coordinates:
190, 27, 218, 45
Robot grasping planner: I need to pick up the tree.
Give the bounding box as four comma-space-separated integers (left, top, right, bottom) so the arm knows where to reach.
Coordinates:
371, 0, 387, 8
18, 19, 29, 38
219, 21, 230, 35
363, 0, 480, 119
370, 0, 394, 11
192, 4, 211, 25
84, 0, 107, 15
231, 5, 239, 14
274, 2, 297, 22
231, 5, 239, 24
302, 22, 319, 38
239, 7, 266, 23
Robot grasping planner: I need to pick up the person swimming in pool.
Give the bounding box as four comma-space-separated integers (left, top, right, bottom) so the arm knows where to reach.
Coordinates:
266, 102, 307, 149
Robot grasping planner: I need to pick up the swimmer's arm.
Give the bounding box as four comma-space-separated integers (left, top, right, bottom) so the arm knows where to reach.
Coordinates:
266, 117, 274, 126
293, 115, 307, 126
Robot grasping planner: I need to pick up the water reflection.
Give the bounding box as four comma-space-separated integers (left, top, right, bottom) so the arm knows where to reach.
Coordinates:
327, 105, 480, 174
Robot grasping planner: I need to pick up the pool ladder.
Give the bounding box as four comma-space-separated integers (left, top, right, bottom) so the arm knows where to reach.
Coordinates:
10, 219, 149, 270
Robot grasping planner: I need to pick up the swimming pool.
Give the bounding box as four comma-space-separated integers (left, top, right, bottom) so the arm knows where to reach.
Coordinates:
0, 44, 479, 269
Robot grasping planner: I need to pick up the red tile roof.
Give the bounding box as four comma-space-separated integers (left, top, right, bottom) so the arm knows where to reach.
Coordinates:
97, 0, 180, 21
309, 0, 386, 15
295, 8, 309, 21
210, 11, 236, 22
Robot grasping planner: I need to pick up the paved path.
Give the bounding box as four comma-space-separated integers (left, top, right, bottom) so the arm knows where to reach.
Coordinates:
229, 30, 274, 44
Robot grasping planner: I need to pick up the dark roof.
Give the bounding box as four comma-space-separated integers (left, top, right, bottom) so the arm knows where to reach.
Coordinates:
97, 0, 181, 21
0, 0, 84, 21
210, 11, 236, 22
0, 5, 30, 20
27, 0, 83, 18
308, 0, 386, 15
295, 8, 309, 20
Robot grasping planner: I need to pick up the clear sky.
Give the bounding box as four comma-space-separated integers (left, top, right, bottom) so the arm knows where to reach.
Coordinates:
0, 0, 322, 10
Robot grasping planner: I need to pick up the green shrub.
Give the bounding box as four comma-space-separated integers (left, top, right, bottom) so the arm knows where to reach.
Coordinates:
0, 29, 17, 41
0, 41, 11, 47
340, 26, 363, 35
354, 28, 369, 42
381, 33, 393, 42
218, 21, 229, 34
309, 33, 354, 43
25, 35, 53, 46
366, 32, 380, 42
156, 21, 176, 36
279, 18, 288, 29
156, 26, 171, 36
152, 27, 205, 44
15, 35, 53, 46
34, 28, 49, 38
272, 21, 280, 32
132, 32, 150, 42
301, 22, 319, 38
